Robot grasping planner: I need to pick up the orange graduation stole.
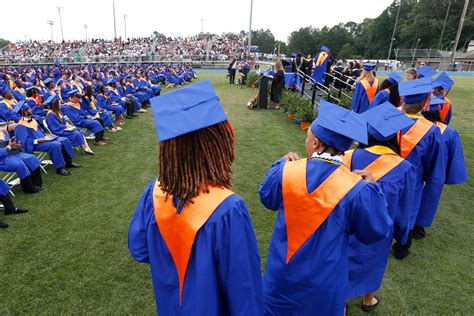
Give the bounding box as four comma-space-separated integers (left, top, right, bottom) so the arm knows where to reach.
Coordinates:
343, 147, 404, 181
435, 121, 448, 135
282, 159, 361, 264
439, 97, 451, 124
0, 131, 6, 141
0, 99, 16, 110
18, 118, 39, 131
315, 52, 328, 67
361, 78, 379, 104
398, 116, 433, 159
152, 181, 234, 305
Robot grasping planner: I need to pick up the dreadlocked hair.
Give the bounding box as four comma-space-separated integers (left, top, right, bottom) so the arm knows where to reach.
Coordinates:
158, 121, 235, 209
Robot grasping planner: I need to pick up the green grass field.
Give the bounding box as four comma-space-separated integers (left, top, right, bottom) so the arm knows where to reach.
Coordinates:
0, 73, 472, 314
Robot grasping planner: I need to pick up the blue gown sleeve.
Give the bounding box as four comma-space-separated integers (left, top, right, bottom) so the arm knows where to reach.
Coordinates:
258, 158, 286, 211
46, 113, 65, 135
128, 180, 156, 264
446, 130, 467, 184
351, 83, 363, 113
346, 182, 393, 244
214, 198, 264, 315
0, 147, 8, 159
64, 106, 83, 126
14, 125, 34, 154
394, 164, 417, 244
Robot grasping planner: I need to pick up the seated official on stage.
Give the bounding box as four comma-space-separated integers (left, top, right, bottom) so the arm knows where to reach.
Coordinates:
14, 104, 79, 176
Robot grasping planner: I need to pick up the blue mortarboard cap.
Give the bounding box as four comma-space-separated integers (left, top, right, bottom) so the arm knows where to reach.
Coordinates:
125, 74, 133, 80
418, 65, 436, 78
310, 100, 368, 152
13, 100, 27, 113
428, 95, 445, 112
106, 77, 117, 85
320, 45, 329, 51
432, 72, 454, 91
43, 77, 53, 84
56, 79, 63, 85
44, 95, 57, 105
399, 77, 432, 103
67, 88, 80, 97
25, 86, 38, 92
362, 102, 415, 141
363, 63, 376, 71
291, 52, 296, 58
387, 72, 402, 85
150, 80, 227, 142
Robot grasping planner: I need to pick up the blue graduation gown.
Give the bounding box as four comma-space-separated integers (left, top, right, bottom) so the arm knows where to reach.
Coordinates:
80, 99, 114, 127
351, 82, 374, 113
259, 158, 392, 316
369, 90, 389, 109
311, 53, 329, 85
400, 118, 446, 229
45, 112, 85, 147
62, 105, 104, 134
0, 178, 10, 196
128, 180, 264, 315
96, 95, 125, 120
0, 100, 21, 122
416, 125, 467, 227
0, 132, 41, 179
26, 98, 47, 117
345, 149, 416, 300
14, 121, 75, 169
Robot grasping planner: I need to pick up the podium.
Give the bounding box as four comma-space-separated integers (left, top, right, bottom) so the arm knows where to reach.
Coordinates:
257, 75, 271, 109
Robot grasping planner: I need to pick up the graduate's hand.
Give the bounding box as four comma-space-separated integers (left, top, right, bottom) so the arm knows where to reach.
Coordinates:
353, 170, 376, 183
11, 142, 22, 150
37, 138, 47, 144
284, 152, 301, 162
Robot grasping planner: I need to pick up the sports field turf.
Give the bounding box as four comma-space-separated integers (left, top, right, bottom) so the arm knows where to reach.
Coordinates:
0, 73, 472, 314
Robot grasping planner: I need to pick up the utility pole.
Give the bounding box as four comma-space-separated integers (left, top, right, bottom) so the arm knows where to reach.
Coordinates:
411, 38, 421, 67
387, 0, 401, 60
450, 0, 469, 65
47, 20, 55, 41
123, 14, 128, 39
248, 0, 253, 58
84, 24, 88, 41
57, 7, 64, 42
439, 0, 452, 50
113, 0, 117, 39
200, 18, 205, 34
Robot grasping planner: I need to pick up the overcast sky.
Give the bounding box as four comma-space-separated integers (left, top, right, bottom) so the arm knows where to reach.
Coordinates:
1, 0, 393, 43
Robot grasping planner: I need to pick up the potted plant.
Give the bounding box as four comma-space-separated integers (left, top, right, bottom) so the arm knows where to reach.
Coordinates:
295, 97, 315, 131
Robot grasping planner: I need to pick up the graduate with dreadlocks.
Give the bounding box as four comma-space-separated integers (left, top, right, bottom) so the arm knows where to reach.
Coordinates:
128, 80, 263, 315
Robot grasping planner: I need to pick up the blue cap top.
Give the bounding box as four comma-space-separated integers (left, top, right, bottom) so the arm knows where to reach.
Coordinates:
67, 88, 81, 97
25, 86, 38, 92
44, 94, 57, 105
428, 95, 445, 112
362, 102, 415, 141
150, 80, 228, 142
418, 65, 436, 78
13, 100, 27, 113
387, 72, 402, 84
291, 52, 297, 58
320, 45, 329, 52
363, 63, 376, 71
399, 77, 432, 103
43, 77, 53, 85
310, 100, 368, 152
106, 77, 117, 85
432, 72, 454, 91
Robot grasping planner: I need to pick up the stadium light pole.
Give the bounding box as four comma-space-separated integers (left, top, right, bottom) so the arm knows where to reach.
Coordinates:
84, 24, 88, 41
248, 0, 253, 58
200, 18, 205, 34
57, 7, 64, 42
47, 20, 55, 41
450, 0, 469, 66
387, 0, 401, 60
113, 0, 117, 39
123, 14, 128, 39
438, 0, 452, 50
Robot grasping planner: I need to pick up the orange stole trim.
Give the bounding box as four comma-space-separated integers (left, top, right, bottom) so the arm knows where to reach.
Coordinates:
439, 97, 451, 123
0, 132, 5, 141
47, 110, 63, 120
398, 118, 433, 159
435, 121, 448, 135
152, 182, 234, 305
282, 159, 361, 263
361, 78, 379, 104
0, 100, 15, 111
315, 52, 328, 66
18, 119, 39, 131
364, 154, 403, 181
342, 150, 354, 168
